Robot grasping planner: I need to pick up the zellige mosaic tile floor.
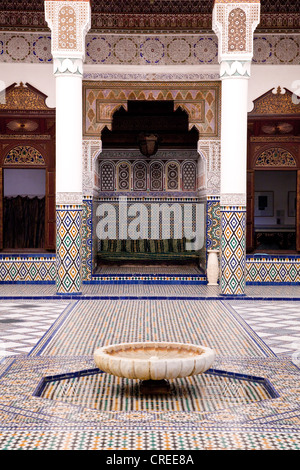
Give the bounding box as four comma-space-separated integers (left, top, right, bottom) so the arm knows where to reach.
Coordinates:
0, 286, 299, 450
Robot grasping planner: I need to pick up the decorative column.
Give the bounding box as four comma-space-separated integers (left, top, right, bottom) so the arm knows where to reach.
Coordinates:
45, 0, 91, 294
212, 0, 260, 296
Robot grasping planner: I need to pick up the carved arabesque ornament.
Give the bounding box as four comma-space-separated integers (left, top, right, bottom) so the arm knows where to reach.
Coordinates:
250, 86, 300, 115
0, 82, 51, 111
255, 147, 297, 167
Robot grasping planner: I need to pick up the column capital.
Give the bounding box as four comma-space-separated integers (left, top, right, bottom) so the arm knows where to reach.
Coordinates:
219, 60, 251, 79
45, 0, 91, 62
212, 0, 260, 64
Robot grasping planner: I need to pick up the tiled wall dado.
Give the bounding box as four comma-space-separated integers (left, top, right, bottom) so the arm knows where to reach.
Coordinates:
0, 251, 300, 285
0, 254, 56, 283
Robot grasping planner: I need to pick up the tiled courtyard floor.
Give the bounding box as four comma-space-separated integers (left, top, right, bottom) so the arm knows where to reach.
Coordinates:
0, 283, 299, 450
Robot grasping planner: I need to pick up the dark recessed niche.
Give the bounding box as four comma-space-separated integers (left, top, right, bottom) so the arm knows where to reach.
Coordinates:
101, 100, 199, 150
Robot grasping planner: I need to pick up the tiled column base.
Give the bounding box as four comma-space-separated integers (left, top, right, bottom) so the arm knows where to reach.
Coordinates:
56, 205, 82, 294
220, 206, 246, 296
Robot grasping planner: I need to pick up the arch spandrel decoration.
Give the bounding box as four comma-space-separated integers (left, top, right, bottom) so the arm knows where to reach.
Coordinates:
255, 147, 297, 168
4, 145, 46, 166
83, 81, 221, 138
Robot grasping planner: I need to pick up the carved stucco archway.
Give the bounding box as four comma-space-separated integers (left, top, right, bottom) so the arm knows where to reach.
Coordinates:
82, 80, 221, 196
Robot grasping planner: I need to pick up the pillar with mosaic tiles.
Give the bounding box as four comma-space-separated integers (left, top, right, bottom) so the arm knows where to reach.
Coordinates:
212, 0, 260, 295
45, 0, 91, 293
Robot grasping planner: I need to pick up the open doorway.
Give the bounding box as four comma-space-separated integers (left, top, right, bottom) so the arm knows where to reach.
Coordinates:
253, 170, 297, 253
3, 168, 46, 250
95, 100, 204, 275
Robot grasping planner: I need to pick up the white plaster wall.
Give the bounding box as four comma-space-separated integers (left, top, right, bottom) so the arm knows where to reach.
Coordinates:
1, 62, 299, 114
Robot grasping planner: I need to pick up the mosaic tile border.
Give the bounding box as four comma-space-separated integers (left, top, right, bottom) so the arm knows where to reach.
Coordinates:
0, 32, 299, 65
246, 255, 300, 284
0, 429, 299, 450
0, 253, 299, 286
0, 254, 56, 283
0, 258, 299, 285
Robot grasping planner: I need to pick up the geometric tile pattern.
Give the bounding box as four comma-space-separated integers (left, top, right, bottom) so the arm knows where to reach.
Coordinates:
0, 254, 299, 286
0, 301, 69, 357
40, 367, 274, 412
0, 255, 56, 283
0, 296, 300, 449
229, 301, 300, 360
220, 207, 246, 296
56, 205, 82, 294
2, 281, 300, 300
33, 299, 271, 358
246, 255, 300, 284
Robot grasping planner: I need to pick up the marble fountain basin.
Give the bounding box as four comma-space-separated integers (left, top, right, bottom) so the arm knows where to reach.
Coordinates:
94, 342, 216, 381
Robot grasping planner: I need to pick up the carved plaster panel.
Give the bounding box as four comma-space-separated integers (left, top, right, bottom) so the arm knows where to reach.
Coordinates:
220, 192, 247, 207
212, 1, 260, 62
197, 140, 221, 194
45, 0, 91, 59
56, 191, 83, 205
82, 138, 102, 195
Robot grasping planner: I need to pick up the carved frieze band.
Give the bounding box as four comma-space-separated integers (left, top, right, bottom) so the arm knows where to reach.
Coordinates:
220, 193, 247, 207
1, 32, 299, 66
56, 191, 83, 205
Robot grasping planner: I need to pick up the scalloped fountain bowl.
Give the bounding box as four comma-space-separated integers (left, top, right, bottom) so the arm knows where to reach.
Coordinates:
94, 342, 216, 381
